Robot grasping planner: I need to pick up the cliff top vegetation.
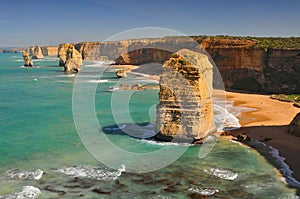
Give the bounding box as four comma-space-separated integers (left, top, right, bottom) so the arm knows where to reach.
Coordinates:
190, 35, 300, 49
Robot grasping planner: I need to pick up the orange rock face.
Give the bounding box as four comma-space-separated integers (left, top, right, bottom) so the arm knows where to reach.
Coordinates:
41, 46, 58, 56
73, 38, 300, 93
58, 43, 82, 73
155, 53, 215, 142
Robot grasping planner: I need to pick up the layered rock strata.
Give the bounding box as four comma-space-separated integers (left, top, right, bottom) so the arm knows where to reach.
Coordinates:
155, 52, 215, 142
72, 37, 300, 94
58, 44, 82, 73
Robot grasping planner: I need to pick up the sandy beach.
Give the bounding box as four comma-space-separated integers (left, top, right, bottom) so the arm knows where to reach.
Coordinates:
226, 91, 300, 183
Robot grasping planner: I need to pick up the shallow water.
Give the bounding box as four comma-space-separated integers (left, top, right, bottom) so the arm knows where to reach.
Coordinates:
0, 53, 298, 198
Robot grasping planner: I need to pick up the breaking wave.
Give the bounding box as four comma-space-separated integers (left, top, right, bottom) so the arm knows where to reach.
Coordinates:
54, 164, 125, 181
0, 186, 41, 199
204, 168, 238, 180
6, 169, 43, 180
188, 185, 219, 196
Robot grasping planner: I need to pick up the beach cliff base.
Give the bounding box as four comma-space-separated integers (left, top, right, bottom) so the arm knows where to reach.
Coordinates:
225, 91, 300, 185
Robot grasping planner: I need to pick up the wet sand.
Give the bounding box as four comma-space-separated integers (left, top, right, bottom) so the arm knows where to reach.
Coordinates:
226, 91, 300, 183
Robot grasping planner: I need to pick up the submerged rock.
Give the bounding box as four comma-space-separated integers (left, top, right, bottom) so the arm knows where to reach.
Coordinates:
155, 50, 215, 142
288, 112, 300, 137
58, 43, 82, 73
116, 69, 127, 78
21, 51, 33, 67
236, 132, 251, 143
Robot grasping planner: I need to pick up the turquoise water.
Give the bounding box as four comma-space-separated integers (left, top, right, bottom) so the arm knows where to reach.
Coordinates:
0, 53, 298, 198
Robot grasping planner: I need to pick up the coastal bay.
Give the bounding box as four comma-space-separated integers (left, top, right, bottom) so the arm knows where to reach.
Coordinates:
227, 91, 300, 187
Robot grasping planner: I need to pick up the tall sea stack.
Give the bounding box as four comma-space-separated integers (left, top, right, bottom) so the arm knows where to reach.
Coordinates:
21, 51, 33, 67
29, 45, 44, 59
58, 44, 82, 73
155, 50, 215, 143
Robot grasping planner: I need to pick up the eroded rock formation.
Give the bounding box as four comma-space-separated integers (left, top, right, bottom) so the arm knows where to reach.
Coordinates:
21, 51, 33, 67
155, 52, 215, 142
58, 44, 82, 73
41, 46, 58, 56
288, 112, 300, 137
116, 69, 127, 78
73, 37, 300, 94
29, 45, 44, 59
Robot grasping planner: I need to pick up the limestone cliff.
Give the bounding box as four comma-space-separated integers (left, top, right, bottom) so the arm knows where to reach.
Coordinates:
288, 112, 300, 137
41, 46, 58, 56
21, 51, 33, 67
155, 52, 215, 142
58, 44, 82, 73
73, 37, 300, 94
29, 45, 44, 59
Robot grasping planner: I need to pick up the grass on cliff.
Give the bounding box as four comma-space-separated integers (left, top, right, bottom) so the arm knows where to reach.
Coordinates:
270, 94, 300, 108
190, 35, 300, 49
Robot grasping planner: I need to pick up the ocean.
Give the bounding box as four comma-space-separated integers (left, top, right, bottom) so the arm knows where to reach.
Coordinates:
0, 53, 298, 198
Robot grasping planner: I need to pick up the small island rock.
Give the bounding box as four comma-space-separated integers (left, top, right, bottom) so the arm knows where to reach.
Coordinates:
21, 51, 33, 67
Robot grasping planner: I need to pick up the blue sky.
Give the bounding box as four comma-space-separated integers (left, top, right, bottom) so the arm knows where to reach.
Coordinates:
1, 0, 299, 47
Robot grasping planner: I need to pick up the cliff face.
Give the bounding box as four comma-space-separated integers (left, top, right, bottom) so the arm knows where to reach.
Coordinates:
289, 112, 300, 137
41, 46, 58, 56
58, 44, 82, 73
207, 46, 300, 93
155, 52, 215, 142
72, 38, 300, 94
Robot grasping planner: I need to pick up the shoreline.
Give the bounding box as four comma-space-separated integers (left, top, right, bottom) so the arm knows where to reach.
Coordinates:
225, 91, 300, 189
111, 63, 300, 189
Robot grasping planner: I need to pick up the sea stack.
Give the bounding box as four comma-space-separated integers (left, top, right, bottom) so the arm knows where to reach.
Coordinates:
29, 45, 44, 59
155, 50, 215, 143
21, 51, 33, 67
58, 43, 82, 73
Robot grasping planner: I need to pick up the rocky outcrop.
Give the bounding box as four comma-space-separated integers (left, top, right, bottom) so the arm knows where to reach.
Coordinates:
41, 46, 58, 56
116, 69, 127, 78
288, 112, 300, 137
155, 52, 215, 142
29, 45, 44, 59
58, 44, 82, 73
73, 37, 300, 94
21, 51, 33, 67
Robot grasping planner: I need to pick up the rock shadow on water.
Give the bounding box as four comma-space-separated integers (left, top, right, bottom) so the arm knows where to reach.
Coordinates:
101, 123, 208, 144
101, 122, 156, 140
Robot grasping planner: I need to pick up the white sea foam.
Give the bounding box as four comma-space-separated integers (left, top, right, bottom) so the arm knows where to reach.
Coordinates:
188, 185, 219, 196
6, 169, 43, 180
84, 79, 109, 84
1, 186, 41, 199
213, 104, 241, 131
54, 164, 125, 181
84, 61, 111, 67
266, 143, 300, 188
140, 139, 193, 147
204, 168, 238, 180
